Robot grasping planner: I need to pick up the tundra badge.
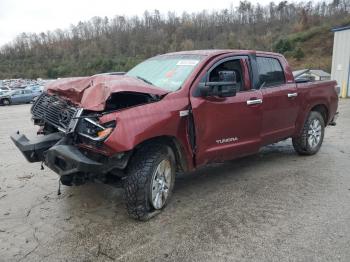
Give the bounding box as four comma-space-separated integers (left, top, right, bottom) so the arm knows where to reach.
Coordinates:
216, 137, 239, 144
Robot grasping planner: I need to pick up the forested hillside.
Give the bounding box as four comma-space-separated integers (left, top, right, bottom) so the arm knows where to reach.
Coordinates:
0, 0, 350, 79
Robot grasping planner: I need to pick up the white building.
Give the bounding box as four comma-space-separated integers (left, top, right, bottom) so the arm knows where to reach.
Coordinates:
331, 25, 350, 98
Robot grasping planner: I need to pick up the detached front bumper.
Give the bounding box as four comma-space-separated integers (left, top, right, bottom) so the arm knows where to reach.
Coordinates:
45, 145, 102, 176
10, 132, 64, 162
11, 131, 103, 176
11, 131, 131, 178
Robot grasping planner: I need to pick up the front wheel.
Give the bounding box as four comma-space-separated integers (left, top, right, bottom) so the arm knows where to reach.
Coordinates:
123, 144, 176, 221
292, 111, 325, 155
2, 98, 11, 106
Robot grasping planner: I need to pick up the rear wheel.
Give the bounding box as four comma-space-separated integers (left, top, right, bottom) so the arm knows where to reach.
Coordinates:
123, 144, 176, 220
292, 111, 325, 155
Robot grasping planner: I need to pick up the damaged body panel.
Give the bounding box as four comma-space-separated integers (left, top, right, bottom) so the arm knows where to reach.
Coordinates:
11, 50, 339, 220
45, 74, 168, 111
12, 58, 197, 178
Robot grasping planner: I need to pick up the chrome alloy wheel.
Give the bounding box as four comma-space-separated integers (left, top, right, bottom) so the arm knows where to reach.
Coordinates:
308, 119, 322, 148
150, 159, 172, 209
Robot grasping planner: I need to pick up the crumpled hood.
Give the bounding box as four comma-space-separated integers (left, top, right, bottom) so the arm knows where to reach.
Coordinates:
45, 74, 168, 111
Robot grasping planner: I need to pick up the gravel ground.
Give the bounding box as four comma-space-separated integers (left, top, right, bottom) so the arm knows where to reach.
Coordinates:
0, 100, 349, 262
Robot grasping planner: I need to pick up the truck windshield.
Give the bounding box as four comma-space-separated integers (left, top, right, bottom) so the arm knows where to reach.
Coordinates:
127, 55, 204, 91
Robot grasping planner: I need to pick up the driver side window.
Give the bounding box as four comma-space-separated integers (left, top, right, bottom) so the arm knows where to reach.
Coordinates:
209, 59, 245, 92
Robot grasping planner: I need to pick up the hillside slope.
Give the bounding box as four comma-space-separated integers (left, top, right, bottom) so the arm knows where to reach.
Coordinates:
285, 26, 335, 72
0, 2, 349, 79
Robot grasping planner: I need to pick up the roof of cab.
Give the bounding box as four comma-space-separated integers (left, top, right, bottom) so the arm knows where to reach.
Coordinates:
161, 49, 283, 57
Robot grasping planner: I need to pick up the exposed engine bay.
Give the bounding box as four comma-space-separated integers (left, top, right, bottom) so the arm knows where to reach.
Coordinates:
32, 91, 162, 136
104, 91, 159, 111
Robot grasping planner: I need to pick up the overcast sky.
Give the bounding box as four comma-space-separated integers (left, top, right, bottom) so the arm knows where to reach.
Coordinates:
0, 0, 272, 47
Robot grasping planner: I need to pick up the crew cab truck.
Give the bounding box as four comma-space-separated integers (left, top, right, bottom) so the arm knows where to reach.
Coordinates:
11, 50, 339, 220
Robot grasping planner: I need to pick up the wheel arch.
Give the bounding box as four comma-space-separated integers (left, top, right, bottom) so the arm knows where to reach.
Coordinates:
294, 102, 329, 137
310, 104, 329, 125
132, 135, 189, 173
1, 97, 11, 105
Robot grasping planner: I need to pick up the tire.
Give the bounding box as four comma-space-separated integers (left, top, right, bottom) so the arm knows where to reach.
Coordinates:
292, 111, 325, 155
2, 98, 11, 106
123, 143, 176, 221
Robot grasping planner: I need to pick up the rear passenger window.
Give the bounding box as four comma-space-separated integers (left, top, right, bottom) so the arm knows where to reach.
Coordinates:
257, 57, 285, 88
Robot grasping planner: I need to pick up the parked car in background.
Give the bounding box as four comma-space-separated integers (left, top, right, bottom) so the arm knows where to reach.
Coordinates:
293, 69, 332, 82
0, 89, 39, 105
25, 85, 44, 93
0, 87, 11, 93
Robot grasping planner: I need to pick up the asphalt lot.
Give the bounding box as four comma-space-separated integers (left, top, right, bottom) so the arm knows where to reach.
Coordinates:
0, 100, 350, 262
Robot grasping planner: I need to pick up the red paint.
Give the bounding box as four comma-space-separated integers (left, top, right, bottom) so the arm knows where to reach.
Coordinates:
47, 50, 339, 172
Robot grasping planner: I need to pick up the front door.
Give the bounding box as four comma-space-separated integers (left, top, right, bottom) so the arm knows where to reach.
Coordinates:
10, 90, 22, 104
190, 57, 263, 166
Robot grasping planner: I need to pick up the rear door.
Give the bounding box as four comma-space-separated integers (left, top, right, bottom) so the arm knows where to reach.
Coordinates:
190, 56, 263, 166
257, 56, 299, 145
23, 90, 33, 102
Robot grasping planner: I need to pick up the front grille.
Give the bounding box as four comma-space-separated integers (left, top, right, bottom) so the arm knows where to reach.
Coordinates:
31, 93, 80, 132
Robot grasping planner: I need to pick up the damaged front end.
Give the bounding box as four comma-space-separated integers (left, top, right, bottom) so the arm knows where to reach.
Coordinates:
11, 84, 164, 186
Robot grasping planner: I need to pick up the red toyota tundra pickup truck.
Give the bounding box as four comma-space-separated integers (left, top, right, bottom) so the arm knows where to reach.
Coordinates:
11, 50, 339, 220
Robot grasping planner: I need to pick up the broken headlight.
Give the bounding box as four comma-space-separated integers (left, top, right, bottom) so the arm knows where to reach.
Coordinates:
77, 118, 116, 141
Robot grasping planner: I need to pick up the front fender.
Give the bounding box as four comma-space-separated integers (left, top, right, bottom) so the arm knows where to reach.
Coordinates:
99, 94, 194, 170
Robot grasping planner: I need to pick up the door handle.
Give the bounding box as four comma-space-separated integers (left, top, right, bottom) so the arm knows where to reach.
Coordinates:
287, 92, 298, 98
246, 99, 263, 105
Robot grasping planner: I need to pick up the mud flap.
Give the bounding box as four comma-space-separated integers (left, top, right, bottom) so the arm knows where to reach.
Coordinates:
329, 112, 339, 126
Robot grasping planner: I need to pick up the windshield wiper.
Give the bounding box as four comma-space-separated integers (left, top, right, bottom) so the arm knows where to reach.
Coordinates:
136, 76, 154, 86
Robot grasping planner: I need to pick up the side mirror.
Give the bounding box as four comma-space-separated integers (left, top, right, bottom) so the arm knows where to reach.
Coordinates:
199, 71, 237, 98
295, 77, 310, 83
